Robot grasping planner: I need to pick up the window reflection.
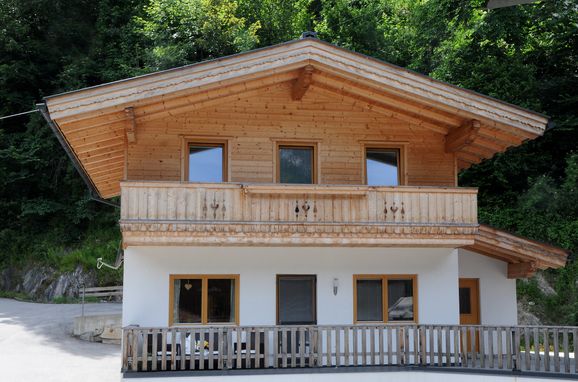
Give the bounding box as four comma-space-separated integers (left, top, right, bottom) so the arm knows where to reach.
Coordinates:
189, 144, 224, 182
354, 275, 416, 323
387, 279, 414, 321
279, 146, 314, 184
366, 148, 400, 186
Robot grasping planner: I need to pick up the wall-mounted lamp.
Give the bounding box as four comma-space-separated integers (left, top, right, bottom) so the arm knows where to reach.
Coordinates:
333, 278, 339, 296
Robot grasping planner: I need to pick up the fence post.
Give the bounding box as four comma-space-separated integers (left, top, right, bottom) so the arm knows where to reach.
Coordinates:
81, 283, 86, 319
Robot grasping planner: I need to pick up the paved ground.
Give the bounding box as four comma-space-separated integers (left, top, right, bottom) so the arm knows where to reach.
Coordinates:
0, 298, 122, 382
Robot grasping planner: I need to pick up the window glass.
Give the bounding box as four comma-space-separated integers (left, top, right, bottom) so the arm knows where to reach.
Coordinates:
173, 278, 202, 324
387, 279, 414, 321
356, 279, 383, 322
459, 287, 472, 314
279, 146, 313, 184
189, 144, 224, 182
171, 276, 237, 324
277, 275, 316, 324
207, 279, 235, 323
366, 148, 400, 186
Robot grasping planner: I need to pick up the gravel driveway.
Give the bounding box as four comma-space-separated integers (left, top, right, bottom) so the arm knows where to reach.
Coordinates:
0, 298, 122, 382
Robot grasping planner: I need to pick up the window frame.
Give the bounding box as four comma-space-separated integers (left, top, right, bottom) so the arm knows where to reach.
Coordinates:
276, 274, 317, 325
362, 144, 406, 186
353, 274, 418, 324
169, 274, 240, 326
275, 141, 318, 184
181, 138, 229, 182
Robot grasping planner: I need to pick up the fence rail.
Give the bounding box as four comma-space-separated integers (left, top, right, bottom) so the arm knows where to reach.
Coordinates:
122, 324, 577, 375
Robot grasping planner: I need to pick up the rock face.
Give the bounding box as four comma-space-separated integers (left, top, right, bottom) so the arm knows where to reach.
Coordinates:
0, 265, 97, 301
535, 272, 556, 296
518, 301, 542, 325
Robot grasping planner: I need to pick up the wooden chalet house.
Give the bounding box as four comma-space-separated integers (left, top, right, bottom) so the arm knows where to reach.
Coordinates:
41, 36, 573, 380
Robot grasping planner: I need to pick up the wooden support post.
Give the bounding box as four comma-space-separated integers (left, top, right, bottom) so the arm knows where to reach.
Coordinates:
291, 65, 314, 101
445, 119, 480, 153
507, 262, 537, 279
124, 107, 137, 143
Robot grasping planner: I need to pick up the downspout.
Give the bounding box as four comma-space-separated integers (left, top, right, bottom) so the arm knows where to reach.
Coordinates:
36, 103, 120, 208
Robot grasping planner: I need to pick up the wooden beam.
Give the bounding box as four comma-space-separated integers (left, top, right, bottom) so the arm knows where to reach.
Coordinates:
124, 107, 137, 143
314, 71, 462, 128
445, 119, 481, 153
135, 76, 297, 123
291, 65, 314, 101
312, 83, 449, 134
507, 262, 537, 279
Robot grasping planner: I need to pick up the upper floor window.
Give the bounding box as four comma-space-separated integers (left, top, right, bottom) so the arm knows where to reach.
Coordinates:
277, 144, 316, 184
187, 142, 226, 182
170, 275, 239, 325
365, 147, 400, 186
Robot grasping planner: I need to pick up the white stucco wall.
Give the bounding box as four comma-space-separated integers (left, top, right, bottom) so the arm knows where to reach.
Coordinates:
458, 248, 517, 325
122, 247, 459, 327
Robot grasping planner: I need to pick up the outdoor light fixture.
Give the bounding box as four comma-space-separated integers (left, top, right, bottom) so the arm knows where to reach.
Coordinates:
333, 278, 339, 295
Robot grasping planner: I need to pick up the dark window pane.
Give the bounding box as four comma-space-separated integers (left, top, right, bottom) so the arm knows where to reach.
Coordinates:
278, 276, 316, 324
189, 145, 223, 182
174, 279, 202, 324
356, 279, 383, 322
387, 279, 414, 321
459, 287, 471, 314
279, 147, 313, 184
207, 279, 235, 323
366, 148, 399, 186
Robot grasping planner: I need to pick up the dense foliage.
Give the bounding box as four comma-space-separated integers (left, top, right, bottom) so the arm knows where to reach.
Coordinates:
0, 0, 576, 322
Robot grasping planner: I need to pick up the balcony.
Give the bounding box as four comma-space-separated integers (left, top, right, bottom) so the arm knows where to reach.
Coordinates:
119, 182, 478, 247
122, 324, 577, 377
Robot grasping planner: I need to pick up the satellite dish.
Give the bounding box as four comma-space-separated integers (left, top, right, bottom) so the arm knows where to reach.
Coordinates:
486, 0, 540, 9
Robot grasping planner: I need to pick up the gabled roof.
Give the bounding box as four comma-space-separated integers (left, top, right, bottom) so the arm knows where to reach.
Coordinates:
43, 37, 549, 198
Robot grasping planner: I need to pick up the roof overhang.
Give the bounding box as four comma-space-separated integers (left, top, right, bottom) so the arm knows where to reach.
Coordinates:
466, 225, 568, 278
43, 37, 550, 198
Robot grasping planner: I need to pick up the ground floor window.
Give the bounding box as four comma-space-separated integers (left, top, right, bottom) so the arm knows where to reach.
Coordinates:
277, 275, 317, 325
354, 275, 417, 323
169, 275, 239, 325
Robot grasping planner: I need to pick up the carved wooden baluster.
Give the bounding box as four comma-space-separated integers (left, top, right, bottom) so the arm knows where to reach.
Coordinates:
400, 202, 405, 221
313, 200, 318, 220
295, 200, 300, 220
202, 196, 208, 220
390, 202, 398, 221
384, 201, 388, 220
210, 196, 220, 219
221, 198, 226, 219
302, 201, 310, 218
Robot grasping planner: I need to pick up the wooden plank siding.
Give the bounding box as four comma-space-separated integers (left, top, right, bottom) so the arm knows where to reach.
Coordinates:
126, 84, 456, 187
45, 39, 549, 198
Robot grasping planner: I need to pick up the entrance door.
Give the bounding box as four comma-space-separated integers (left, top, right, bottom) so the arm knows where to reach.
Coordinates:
459, 278, 480, 352
459, 278, 480, 325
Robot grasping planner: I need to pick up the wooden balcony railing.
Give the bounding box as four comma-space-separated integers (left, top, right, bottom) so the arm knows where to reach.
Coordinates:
120, 182, 478, 246
122, 324, 577, 376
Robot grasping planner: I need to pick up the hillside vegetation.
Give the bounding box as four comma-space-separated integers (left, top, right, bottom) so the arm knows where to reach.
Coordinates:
0, 0, 576, 321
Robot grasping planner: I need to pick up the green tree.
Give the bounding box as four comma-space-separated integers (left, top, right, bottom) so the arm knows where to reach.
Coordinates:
135, 0, 261, 70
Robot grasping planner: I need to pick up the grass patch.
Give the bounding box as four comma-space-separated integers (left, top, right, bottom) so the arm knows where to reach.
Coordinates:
51, 295, 101, 304
0, 290, 33, 301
